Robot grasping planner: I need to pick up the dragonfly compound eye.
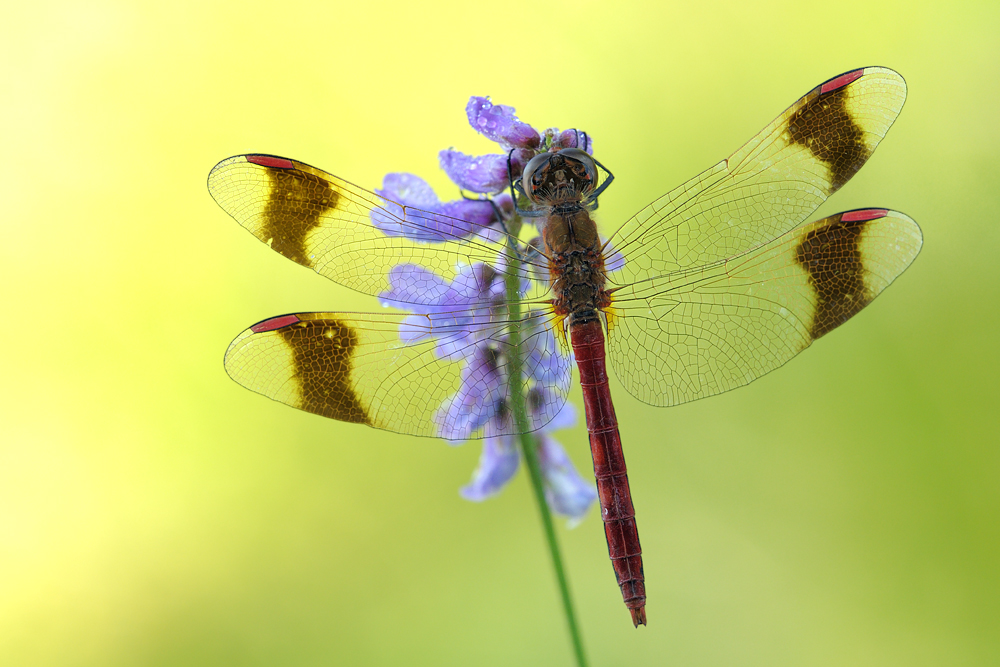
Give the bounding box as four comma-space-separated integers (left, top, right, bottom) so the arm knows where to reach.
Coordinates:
521, 148, 598, 205
521, 152, 555, 204
557, 148, 598, 194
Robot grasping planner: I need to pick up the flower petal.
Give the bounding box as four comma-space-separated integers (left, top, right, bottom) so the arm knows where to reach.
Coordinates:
435, 200, 504, 242
436, 346, 505, 439
542, 396, 577, 431
377, 172, 440, 208
379, 264, 450, 312
466, 96, 540, 149
371, 173, 502, 243
439, 149, 510, 195
553, 128, 594, 154
460, 435, 520, 501
602, 236, 626, 273
524, 328, 573, 388
538, 435, 597, 526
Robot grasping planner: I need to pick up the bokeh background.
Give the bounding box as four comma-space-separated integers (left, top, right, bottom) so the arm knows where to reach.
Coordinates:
3, 1, 998, 665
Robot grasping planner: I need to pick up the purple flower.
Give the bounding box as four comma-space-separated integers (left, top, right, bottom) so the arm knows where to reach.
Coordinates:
380, 262, 519, 360
371, 95, 607, 524
551, 128, 594, 154
432, 337, 570, 441
439, 150, 510, 194
380, 260, 580, 528
460, 435, 520, 500
439, 148, 534, 195
371, 173, 504, 243
460, 400, 596, 525
436, 345, 506, 439
382, 260, 565, 438
537, 433, 597, 526
466, 96, 540, 149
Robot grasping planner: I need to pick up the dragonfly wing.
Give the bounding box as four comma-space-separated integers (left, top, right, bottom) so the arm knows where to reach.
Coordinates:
224, 309, 572, 438
208, 154, 538, 305
606, 209, 922, 406
606, 67, 907, 282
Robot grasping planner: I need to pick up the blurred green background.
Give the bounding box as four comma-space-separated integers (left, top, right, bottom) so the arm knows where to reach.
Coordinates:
3, 0, 998, 665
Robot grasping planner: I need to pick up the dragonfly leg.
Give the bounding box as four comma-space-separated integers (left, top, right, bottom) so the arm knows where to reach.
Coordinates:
588, 156, 615, 202
508, 148, 546, 218
457, 189, 522, 241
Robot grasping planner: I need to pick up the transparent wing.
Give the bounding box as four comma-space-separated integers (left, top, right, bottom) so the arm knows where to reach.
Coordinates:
208, 154, 545, 306
606, 67, 907, 283
224, 307, 572, 438
606, 209, 921, 406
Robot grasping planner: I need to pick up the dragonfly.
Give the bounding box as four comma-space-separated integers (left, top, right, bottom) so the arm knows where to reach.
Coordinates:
209, 67, 922, 627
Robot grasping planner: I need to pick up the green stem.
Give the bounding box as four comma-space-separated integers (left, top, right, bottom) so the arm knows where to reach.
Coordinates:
503, 221, 588, 667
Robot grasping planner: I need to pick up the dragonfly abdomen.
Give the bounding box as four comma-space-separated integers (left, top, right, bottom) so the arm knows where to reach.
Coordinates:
543, 206, 643, 624
570, 317, 646, 627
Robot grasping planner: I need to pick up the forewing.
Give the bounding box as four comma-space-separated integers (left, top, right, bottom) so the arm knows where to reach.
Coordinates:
208, 154, 538, 305
224, 309, 572, 438
607, 67, 907, 283
606, 209, 921, 406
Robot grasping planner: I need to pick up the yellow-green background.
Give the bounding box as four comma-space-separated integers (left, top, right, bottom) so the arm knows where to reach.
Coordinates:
3, 1, 997, 665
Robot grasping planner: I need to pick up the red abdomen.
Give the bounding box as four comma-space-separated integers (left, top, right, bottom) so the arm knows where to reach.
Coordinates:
569, 317, 646, 626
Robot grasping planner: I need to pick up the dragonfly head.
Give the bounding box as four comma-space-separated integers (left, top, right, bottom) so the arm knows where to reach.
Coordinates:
522, 147, 598, 206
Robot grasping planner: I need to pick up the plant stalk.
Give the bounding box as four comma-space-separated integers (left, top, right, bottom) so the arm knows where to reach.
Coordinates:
503, 220, 588, 667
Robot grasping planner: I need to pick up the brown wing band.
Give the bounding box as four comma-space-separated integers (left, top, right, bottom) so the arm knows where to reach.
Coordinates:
277, 318, 373, 425
260, 164, 341, 267
787, 84, 870, 194
795, 212, 875, 339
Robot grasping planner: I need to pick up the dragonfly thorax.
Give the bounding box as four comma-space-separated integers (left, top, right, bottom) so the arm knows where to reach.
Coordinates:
544, 208, 611, 323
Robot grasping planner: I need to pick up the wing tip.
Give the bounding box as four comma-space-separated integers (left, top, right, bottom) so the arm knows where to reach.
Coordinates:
840, 208, 922, 243
885, 210, 924, 250
208, 153, 296, 178
818, 66, 906, 95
